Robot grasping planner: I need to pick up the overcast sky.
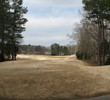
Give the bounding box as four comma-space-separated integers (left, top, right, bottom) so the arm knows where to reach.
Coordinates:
22, 0, 83, 46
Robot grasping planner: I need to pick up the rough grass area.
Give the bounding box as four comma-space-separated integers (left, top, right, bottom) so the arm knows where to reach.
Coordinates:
0, 55, 110, 100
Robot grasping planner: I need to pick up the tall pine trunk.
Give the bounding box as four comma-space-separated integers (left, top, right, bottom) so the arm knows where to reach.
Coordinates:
98, 21, 103, 66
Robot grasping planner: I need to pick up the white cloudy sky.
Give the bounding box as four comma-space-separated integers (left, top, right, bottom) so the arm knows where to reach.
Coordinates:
22, 0, 83, 46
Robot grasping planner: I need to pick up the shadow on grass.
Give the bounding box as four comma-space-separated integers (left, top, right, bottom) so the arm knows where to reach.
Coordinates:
0, 97, 79, 100
1, 94, 110, 100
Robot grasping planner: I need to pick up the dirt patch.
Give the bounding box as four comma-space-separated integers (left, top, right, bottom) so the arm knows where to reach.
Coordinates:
83, 60, 98, 66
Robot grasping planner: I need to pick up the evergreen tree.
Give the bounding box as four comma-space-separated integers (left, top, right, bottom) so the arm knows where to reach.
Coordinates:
0, 0, 10, 61
82, 0, 110, 65
10, 0, 28, 60
51, 43, 60, 55
0, 0, 27, 61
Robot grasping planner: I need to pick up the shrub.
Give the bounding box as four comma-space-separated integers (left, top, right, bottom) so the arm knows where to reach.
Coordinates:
76, 51, 83, 59
76, 51, 91, 60
105, 56, 110, 65
0, 54, 4, 62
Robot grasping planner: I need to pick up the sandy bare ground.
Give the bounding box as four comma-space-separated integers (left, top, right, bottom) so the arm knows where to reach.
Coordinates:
0, 54, 110, 100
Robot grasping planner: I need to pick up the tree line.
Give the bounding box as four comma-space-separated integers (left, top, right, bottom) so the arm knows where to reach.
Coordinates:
51, 43, 76, 55
70, 0, 110, 66
18, 44, 76, 56
0, 0, 27, 61
51, 43, 69, 55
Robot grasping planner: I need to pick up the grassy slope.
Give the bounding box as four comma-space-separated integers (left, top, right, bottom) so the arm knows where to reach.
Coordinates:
0, 55, 110, 100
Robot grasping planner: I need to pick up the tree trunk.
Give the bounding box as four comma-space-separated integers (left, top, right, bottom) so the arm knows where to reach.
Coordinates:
102, 22, 105, 65
98, 21, 103, 66
0, 37, 5, 62
0, 52, 4, 62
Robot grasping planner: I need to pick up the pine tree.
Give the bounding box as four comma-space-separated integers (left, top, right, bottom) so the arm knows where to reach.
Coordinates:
0, 0, 27, 61
9, 0, 28, 60
51, 43, 60, 55
82, 0, 110, 65
0, 0, 10, 61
